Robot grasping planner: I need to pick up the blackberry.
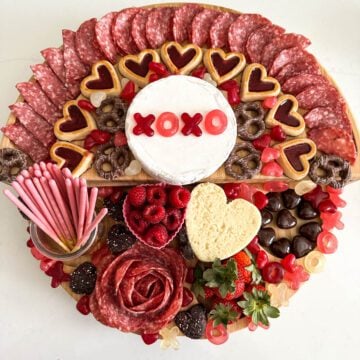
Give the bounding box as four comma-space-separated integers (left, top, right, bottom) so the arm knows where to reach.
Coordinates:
175, 304, 207, 339
107, 224, 136, 254
70, 262, 97, 295
176, 226, 195, 260
103, 194, 126, 222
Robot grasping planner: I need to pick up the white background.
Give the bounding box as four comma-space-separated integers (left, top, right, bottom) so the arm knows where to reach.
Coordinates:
0, 0, 360, 359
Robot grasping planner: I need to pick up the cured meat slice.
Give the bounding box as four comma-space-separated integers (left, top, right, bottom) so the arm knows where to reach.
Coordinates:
16, 82, 61, 125
228, 14, 271, 54
261, 33, 311, 70
246, 24, 285, 63
191, 8, 220, 47
41, 48, 66, 84
75, 18, 104, 66
66, 81, 81, 98
173, 3, 203, 43
146, 7, 175, 49
31, 63, 69, 108
112, 8, 140, 54
1, 124, 49, 162
9, 102, 55, 148
308, 127, 357, 164
282, 73, 329, 95
131, 8, 150, 51
62, 29, 89, 85
95, 12, 118, 63
210, 12, 238, 49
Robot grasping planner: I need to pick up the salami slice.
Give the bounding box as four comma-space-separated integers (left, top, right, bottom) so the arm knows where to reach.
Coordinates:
9, 102, 55, 148
146, 7, 175, 49
62, 29, 89, 85
95, 12, 118, 63
16, 82, 61, 125
261, 33, 311, 70
1, 124, 49, 162
131, 8, 150, 51
173, 4, 203, 43
112, 8, 140, 54
210, 12, 238, 49
308, 127, 357, 164
41, 48, 66, 84
228, 14, 271, 54
282, 73, 329, 95
246, 24, 285, 63
75, 18, 104, 66
276, 60, 322, 85
31, 64, 69, 109
191, 8, 220, 47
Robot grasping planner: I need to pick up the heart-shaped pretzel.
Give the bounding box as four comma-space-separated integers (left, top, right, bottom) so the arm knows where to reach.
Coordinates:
81, 60, 121, 98
118, 49, 160, 88
241, 63, 281, 102
203, 48, 246, 85
265, 95, 305, 136
54, 100, 97, 141
160, 41, 203, 75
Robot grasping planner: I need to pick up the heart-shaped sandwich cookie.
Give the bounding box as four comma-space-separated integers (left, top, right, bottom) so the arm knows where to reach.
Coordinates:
160, 41, 203, 75
203, 48, 246, 85
265, 95, 305, 136
54, 100, 97, 141
241, 63, 281, 102
118, 49, 160, 88
275, 139, 317, 180
50, 141, 94, 177
81, 60, 121, 98
186, 183, 261, 262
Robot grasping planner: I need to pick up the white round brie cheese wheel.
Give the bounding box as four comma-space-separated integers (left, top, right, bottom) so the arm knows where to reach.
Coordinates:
125, 75, 237, 185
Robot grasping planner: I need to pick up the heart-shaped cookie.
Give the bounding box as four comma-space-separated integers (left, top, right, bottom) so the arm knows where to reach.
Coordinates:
186, 183, 261, 262
54, 100, 97, 141
160, 41, 203, 75
241, 63, 281, 102
265, 95, 305, 136
203, 48, 246, 85
275, 139, 317, 180
50, 141, 94, 177
118, 49, 160, 88
81, 60, 121, 98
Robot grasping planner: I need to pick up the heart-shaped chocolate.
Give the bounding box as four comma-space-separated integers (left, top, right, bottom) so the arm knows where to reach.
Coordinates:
261, 209, 273, 227
265, 95, 305, 136
266, 192, 283, 212
270, 238, 291, 258
241, 63, 281, 101
50, 141, 94, 177
203, 48, 246, 85
54, 100, 97, 141
297, 201, 318, 220
292, 235, 316, 258
277, 209, 297, 229
174, 304, 207, 339
258, 227, 276, 247
161, 41, 203, 75
81, 60, 121, 98
282, 189, 301, 209
118, 49, 160, 88
186, 183, 261, 262
299, 222, 322, 242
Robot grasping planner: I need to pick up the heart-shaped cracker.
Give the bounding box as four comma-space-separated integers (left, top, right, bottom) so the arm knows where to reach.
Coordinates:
54, 100, 97, 141
203, 48, 246, 85
275, 139, 317, 180
50, 141, 94, 178
186, 183, 261, 262
160, 41, 203, 75
81, 60, 121, 98
265, 95, 305, 136
241, 63, 280, 102
118, 49, 160, 88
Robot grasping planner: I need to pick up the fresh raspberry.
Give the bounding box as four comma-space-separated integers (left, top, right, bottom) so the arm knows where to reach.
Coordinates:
162, 208, 183, 231
144, 224, 169, 247
128, 210, 148, 234
238, 267, 252, 284
169, 187, 191, 208
114, 131, 127, 147
128, 186, 146, 207
233, 251, 252, 269
143, 204, 166, 224
146, 186, 167, 206
216, 279, 245, 300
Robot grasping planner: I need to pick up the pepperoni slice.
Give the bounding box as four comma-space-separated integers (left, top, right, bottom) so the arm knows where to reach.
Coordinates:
191, 8, 220, 47
131, 8, 150, 51
276, 60, 321, 85
210, 12, 238, 49
282, 74, 329, 95
41, 47, 66, 84
173, 4, 203, 43
95, 12, 118, 63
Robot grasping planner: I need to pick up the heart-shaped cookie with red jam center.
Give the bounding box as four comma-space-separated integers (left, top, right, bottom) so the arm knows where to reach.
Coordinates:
241, 63, 281, 102
81, 60, 121, 98
54, 100, 97, 141
203, 48, 246, 85
118, 49, 160, 88
50, 141, 94, 177
265, 95, 305, 136
275, 139, 317, 180
160, 41, 203, 75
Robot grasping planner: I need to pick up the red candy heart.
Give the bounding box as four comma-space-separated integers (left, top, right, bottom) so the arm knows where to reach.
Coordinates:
76, 295, 91, 315
78, 99, 96, 112
318, 199, 337, 213
120, 80, 136, 102
256, 250, 269, 269
262, 96, 278, 109
253, 134, 272, 151
261, 147, 280, 163
253, 191, 268, 210
149, 61, 170, 77
263, 181, 289, 192
261, 161, 283, 177
247, 236, 260, 255
270, 125, 286, 142
219, 79, 238, 91
281, 254, 297, 273
191, 66, 206, 79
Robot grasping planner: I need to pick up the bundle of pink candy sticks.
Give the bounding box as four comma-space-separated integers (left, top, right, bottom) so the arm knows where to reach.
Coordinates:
3, 162, 108, 252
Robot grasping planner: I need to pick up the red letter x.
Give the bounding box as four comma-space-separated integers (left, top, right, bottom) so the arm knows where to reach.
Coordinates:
133, 113, 155, 137
181, 113, 203, 137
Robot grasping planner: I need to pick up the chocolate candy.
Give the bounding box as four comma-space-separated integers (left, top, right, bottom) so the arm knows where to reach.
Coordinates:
291, 235, 316, 258
266, 192, 283, 212
261, 209, 273, 227
276, 209, 297, 229
0, 148, 28, 183
258, 227, 276, 247
297, 200, 318, 220
270, 238, 291, 258
299, 222, 322, 242
282, 189, 301, 209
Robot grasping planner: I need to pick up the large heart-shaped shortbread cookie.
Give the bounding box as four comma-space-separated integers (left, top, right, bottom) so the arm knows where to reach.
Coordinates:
186, 183, 261, 262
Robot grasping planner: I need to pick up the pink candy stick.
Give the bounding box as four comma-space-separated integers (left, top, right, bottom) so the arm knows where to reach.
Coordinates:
39, 162, 47, 172
16, 175, 37, 205
79, 208, 108, 247
28, 166, 34, 175
77, 185, 88, 240
65, 179, 78, 228
81, 187, 98, 245
50, 163, 67, 199
33, 163, 40, 171
34, 170, 42, 178
62, 168, 73, 179
73, 178, 80, 206
80, 178, 89, 213
20, 170, 31, 178
43, 170, 52, 181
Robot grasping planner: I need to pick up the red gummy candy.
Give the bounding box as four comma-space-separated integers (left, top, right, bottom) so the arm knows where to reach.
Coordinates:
182, 288, 194, 307
253, 134, 272, 151
191, 66, 206, 79
261, 161, 283, 177
45, 261, 70, 282
262, 96, 278, 109
219, 80, 238, 91
113, 131, 127, 147
256, 250, 269, 269
321, 211, 344, 231
120, 80, 136, 102
326, 185, 343, 194
40, 259, 56, 272
26, 238, 34, 248
76, 295, 91, 315
31, 246, 47, 260
283, 264, 309, 290
281, 254, 297, 273
90, 129, 111, 144
141, 333, 159, 345
263, 181, 289, 192
149, 61, 170, 77
329, 193, 347, 208
227, 87, 241, 106
223, 183, 254, 202
253, 191, 268, 210
270, 125, 286, 142
133, 113, 155, 136
181, 112, 203, 137
149, 73, 159, 83
78, 99, 96, 112
247, 236, 260, 255
83, 135, 98, 150
303, 185, 329, 209
261, 147, 280, 163
318, 199, 337, 213
317, 231, 338, 254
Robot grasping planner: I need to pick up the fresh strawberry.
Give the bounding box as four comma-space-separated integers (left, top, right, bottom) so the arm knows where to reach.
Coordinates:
233, 251, 252, 269
142, 204, 166, 224
168, 187, 191, 208
245, 284, 266, 293
237, 267, 252, 284
114, 131, 127, 147
212, 298, 242, 318
216, 279, 245, 300
144, 224, 169, 247
146, 186, 167, 206
204, 286, 215, 299
128, 186, 146, 207
209, 301, 241, 327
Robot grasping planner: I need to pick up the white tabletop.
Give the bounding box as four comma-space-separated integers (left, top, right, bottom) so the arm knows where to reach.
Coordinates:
1, 0, 360, 359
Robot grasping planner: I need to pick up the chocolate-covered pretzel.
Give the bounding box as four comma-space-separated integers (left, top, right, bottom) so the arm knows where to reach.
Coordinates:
0, 148, 28, 182
95, 97, 127, 133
